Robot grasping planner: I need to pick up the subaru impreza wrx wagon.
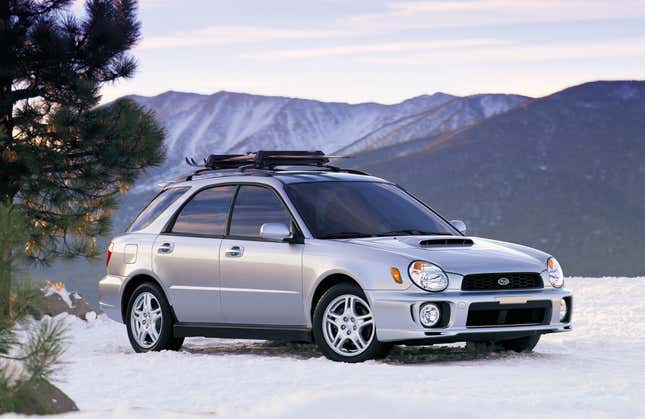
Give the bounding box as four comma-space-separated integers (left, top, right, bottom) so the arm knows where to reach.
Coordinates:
99, 151, 572, 362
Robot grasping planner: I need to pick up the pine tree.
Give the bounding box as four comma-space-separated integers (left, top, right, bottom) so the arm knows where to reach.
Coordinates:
0, 0, 165, 317
0, 203, 73, 414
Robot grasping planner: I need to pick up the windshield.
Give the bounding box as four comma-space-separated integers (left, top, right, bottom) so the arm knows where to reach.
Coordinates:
285, 181, 458, 239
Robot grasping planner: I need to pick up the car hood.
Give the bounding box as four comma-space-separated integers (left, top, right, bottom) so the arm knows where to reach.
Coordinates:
344, 236, 547, 275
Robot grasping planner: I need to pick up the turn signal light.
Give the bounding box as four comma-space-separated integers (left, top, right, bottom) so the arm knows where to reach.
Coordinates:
391, 267, 403, 284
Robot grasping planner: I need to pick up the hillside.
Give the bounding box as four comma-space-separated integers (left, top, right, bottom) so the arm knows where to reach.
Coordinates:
127, 90, 526, 189
355, 81, 645, 276
337, 94, 526, 154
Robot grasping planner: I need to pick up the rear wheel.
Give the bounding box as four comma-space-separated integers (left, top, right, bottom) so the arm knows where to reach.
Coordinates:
126, 283, 184, 352
313, 283, 391, 362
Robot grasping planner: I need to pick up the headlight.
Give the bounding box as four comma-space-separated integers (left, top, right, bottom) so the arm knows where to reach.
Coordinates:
408, 261, 448, 292
547, 257, 564, 288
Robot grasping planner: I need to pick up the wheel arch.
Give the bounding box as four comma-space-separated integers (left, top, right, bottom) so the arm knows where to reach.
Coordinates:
120, 272, 167, 322
309, 273, 364, 322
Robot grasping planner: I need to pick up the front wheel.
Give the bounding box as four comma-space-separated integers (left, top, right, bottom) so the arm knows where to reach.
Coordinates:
126, 283, 184, 352
312, 284, 391, 363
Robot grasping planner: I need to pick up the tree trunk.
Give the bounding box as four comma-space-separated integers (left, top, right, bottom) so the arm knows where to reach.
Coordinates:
0, 0, 19, 204
0, 243, 11, 320
0, 0, 17, 300
0, 0, 13, 135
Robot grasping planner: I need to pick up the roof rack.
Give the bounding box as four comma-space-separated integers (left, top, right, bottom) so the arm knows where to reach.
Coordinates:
183, 150, 369, 180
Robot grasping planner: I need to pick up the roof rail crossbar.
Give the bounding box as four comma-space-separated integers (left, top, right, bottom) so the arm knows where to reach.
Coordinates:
253, 150, 329, 168
182, 150, 366, 180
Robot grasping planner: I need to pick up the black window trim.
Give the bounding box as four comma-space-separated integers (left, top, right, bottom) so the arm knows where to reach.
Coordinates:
161, 182, 304, 243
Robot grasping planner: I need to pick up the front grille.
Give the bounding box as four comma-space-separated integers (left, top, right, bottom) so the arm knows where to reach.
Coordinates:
466, 301, 551, 328
461, 272, 543, 291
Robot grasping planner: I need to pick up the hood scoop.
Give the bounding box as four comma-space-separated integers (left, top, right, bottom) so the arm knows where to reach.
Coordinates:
419, 237, 474, 247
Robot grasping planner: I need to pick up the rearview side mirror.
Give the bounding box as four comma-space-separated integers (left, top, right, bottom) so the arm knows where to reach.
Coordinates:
450, 220, 467, 234
260, 223, 294, 242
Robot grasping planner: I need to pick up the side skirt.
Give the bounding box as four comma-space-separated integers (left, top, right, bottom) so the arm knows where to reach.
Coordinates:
173, 322, 313, 342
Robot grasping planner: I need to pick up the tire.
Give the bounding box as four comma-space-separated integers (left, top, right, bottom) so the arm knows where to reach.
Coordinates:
312, 283, 392, 363
125, 283, 184, 353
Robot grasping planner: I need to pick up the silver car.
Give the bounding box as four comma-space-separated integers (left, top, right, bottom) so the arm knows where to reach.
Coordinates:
99, 151, 573, 362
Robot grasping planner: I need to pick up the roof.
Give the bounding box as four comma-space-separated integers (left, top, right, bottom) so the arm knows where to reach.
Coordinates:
272, 171, 386, 184
167, 170, 387, 189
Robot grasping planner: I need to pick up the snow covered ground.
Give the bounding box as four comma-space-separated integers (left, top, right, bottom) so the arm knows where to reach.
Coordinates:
4, 277, 645, 419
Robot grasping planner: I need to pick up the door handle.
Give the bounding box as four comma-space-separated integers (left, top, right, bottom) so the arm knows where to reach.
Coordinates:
157, 243, 174, 254
225, 245, 244, 258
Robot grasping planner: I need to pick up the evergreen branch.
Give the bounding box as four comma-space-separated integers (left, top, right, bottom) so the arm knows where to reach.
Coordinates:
20, 319, 68, 383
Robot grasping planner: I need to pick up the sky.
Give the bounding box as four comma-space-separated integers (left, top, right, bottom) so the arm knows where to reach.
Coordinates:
89, 0, 645, 104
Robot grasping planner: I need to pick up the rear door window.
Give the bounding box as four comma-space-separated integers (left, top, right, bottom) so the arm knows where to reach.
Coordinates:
228, 186, 292, 238
171, 186, 237, 236
127, 187, 189, 232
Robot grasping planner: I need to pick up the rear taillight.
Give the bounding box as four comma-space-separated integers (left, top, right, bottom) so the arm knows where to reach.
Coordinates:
106, 242, 114, 267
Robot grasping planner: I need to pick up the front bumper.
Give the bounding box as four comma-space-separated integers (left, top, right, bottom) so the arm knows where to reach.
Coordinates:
368, 287, 572, 343
98, 274, 125, 322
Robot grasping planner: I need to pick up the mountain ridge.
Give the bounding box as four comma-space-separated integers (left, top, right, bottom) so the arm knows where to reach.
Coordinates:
32, 80, 644, 307
125, 89, 526, 189
353, 80, 645, 276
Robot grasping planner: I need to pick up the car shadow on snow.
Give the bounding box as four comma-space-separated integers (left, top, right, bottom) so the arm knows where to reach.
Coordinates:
181, 340, 548, 364
381, 345, 548, 364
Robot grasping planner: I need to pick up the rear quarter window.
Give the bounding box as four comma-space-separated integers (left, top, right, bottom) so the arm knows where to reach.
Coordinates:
127, 187, 190, 232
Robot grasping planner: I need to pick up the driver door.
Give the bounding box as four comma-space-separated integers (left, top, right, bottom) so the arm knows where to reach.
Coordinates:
219, 185, 305, 326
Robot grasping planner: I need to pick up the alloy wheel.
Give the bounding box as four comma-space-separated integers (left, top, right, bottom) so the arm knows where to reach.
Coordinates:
130, 292, 163, 349
322, 294, 375, 357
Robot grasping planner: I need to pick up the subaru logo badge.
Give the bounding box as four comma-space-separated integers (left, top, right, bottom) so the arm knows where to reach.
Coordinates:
498, 277, 510, 286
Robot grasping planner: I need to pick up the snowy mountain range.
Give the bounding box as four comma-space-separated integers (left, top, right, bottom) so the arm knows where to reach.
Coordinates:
353, 81, 645, 277
127, 90, 527, 189
32, 81, 644, 302
124, 81, 645, 278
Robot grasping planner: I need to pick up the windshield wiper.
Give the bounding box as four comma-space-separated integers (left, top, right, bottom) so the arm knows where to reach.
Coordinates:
319, 232, 374, 239
376, 229, 452, 237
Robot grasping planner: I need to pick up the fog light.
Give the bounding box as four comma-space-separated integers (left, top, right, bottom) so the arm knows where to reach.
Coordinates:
419, 303, 441, 327
559, 298, 568, 322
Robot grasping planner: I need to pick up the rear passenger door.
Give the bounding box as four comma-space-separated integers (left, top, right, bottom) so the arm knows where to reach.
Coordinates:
220, 185, 305, 326
153, 185, 236, 323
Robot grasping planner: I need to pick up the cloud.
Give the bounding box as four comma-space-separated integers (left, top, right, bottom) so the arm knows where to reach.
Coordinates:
140, 25, 349, 49
71, 0, 168, 16
135, 1, 645, 51
242, 38, 507, 59
354, 37, 645, 64
348, 0, 645, 29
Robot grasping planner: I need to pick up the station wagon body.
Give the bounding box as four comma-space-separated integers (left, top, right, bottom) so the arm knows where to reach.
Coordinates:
99, 152, 572, 362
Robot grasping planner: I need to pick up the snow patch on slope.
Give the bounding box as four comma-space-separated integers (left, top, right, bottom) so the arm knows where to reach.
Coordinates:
127, 91, 530, 191
338, 94, 526, 155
